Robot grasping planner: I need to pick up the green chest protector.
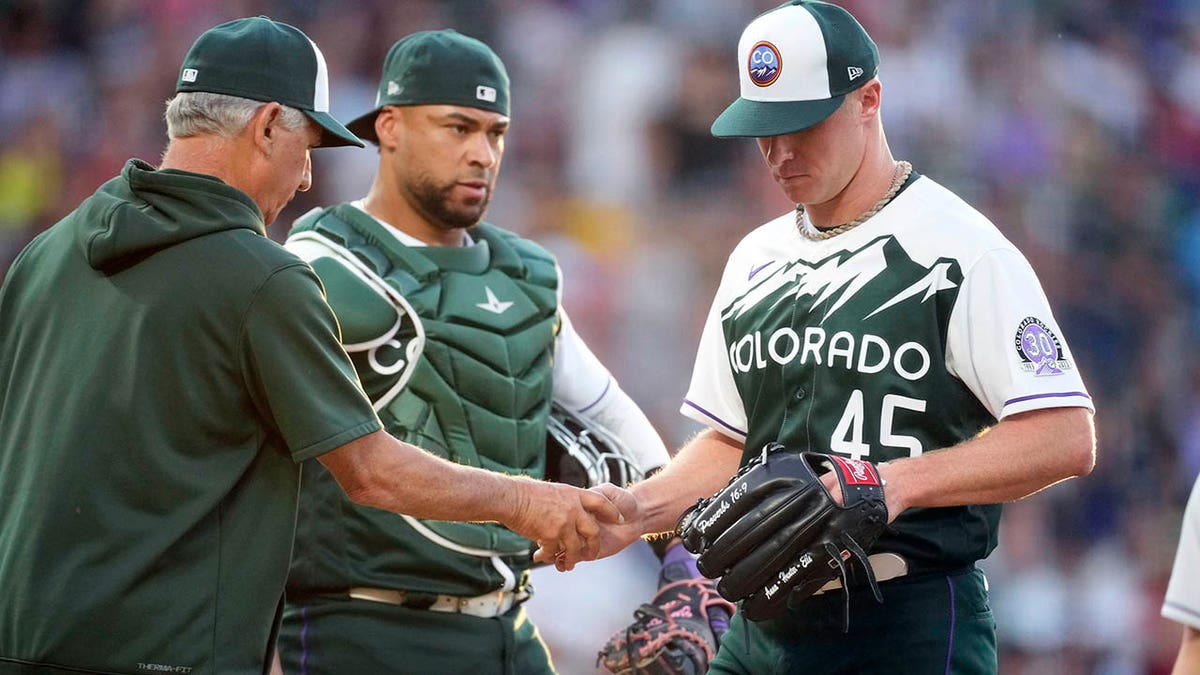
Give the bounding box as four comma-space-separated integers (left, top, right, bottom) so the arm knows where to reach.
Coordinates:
291, 204, 558, 565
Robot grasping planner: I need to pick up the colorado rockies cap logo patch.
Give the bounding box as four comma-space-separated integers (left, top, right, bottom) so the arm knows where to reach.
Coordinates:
748, 41, 782, 87
1014, 317, 1071, 376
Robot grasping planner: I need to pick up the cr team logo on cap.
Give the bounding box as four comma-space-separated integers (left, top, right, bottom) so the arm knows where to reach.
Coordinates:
748, 41, 782, 87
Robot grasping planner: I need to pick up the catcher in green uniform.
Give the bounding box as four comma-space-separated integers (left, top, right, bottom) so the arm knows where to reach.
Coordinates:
276, 30, 673, 675
588, 2, 1097, 674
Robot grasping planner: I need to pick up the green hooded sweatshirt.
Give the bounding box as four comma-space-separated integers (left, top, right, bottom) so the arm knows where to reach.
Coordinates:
0, 159, 380, 675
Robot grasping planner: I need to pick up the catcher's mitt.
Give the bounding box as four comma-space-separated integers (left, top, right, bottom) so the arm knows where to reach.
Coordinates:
677, 444, 888, 626
597, 576, 736, 675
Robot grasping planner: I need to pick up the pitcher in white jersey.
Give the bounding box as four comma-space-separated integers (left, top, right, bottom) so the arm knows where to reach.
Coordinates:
587, 2, 1097, 673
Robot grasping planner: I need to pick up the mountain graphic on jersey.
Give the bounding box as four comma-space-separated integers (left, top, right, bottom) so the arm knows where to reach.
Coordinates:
722, 237, 960, 329
720, 234, 985, 470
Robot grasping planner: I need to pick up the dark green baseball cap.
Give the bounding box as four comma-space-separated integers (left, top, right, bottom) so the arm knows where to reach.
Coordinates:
347, 29, 510, 144
711, 1, 879, 138
176, 17, 363, 148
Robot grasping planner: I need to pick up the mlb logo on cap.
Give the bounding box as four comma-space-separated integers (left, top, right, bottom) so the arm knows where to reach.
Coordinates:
347, 29, 510, 144
712, 0, 879, 138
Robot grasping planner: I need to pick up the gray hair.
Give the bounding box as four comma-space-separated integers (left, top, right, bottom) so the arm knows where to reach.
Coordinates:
164, 92, 308, 139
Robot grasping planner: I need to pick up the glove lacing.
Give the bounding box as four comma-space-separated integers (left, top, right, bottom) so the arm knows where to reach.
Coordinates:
826, 532, 884, 633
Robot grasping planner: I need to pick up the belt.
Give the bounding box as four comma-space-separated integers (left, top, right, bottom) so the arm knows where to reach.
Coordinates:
348, 586, 531, 618
814, 552, 909, 595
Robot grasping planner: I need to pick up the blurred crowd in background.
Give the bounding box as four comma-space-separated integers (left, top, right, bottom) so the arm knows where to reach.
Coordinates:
2, 0, 1199, 673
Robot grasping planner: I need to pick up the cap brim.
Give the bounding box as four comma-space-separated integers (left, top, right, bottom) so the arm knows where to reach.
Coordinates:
306, 110, 365, 148
711, 95, 846, 138
346, 109, 382, 145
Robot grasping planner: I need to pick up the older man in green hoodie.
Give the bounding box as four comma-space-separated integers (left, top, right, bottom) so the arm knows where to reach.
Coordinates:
0, 17, 619, 675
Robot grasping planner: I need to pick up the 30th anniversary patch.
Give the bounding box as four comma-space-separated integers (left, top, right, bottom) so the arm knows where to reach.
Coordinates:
1014, 316, 1071, 376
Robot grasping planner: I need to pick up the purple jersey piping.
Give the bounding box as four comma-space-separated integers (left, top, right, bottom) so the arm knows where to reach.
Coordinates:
683, 399, 747, 437
300, 605, 310, 675
1002, 391, 1090, 407
944, 575, 956, 675
578, 378, 612, 414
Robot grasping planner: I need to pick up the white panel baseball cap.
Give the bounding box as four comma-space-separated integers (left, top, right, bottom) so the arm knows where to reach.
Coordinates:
711, 1, 879, 138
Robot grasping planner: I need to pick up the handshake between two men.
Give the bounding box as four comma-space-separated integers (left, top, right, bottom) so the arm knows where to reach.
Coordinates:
516, 477, 633, 570
549, 432, 896, 675
575, 439, 889, 611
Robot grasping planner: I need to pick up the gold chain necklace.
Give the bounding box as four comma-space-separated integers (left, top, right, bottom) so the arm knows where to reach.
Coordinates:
796, 160, 912, 241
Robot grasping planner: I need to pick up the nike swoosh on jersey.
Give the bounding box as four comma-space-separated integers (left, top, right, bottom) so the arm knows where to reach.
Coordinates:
748, 260, 777, 281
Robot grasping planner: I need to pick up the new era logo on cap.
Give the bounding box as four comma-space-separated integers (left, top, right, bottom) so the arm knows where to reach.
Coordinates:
848, 66, 864, 80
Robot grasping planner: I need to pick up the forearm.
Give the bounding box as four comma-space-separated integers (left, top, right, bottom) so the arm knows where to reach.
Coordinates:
631, 427, 744, 535
318, 430, 521, 523
319, 429, 622, 568
636, 466, 681, 560
880, 407, 1095, 514
1174, 625, 1200, 675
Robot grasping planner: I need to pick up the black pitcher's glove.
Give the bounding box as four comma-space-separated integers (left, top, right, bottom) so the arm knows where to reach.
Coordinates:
676, 444, 888, 626
597, 575, 735, 675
